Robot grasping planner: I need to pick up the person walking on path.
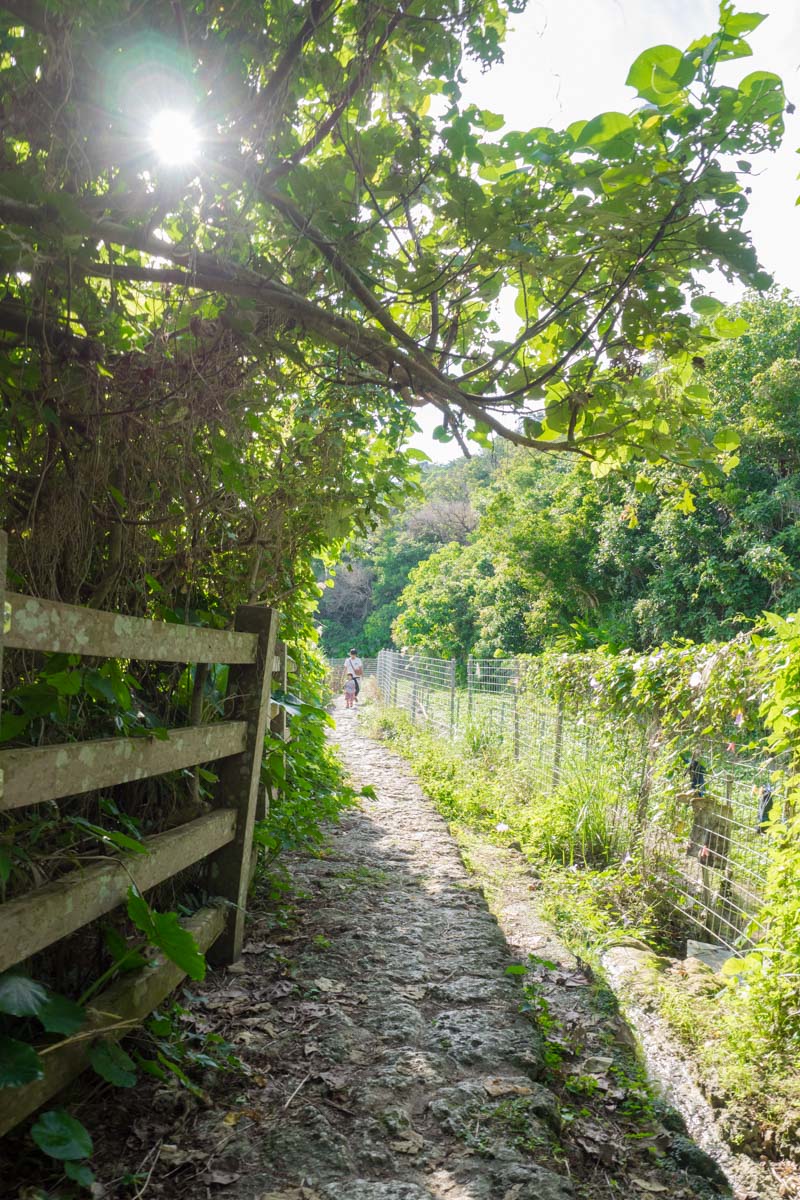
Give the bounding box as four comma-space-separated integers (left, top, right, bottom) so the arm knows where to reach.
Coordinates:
344, 647, 363, 703
343, 674, 357, 709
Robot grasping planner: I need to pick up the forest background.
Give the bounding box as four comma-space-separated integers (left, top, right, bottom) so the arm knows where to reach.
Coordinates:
319, 291, 800, 660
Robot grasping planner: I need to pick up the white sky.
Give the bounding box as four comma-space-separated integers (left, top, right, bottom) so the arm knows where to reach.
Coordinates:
410, 0, 800, 462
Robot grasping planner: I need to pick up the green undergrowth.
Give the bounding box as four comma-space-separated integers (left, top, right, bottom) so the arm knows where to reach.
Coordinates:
368, 708, 800, 1162
628, 955, 800, 1160
367, 709, 681, 951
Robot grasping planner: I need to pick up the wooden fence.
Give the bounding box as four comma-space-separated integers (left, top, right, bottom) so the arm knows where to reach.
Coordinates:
0, 531, 292, 1134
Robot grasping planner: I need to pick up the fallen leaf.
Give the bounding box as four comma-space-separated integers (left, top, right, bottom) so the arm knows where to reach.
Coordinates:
259, 1189, 321, 1199
312, 977, 344, 993
159, 1145, 206, 1167
484, 1078, 533, 1098
630, 1179, 671, 1193
400, 985, 427, 1000
391, 1127, 425, 1155
202, 1169, 241, 1186
226, 961, 249, 975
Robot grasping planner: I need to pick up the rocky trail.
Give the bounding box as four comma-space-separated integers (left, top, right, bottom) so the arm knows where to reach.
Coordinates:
186, 703, 746, 1200
7, 703, 782, 1200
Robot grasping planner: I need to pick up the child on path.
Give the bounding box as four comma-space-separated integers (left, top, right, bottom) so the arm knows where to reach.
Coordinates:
343, 675, 357, 709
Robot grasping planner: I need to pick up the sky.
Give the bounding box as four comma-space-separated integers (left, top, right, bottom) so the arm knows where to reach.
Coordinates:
409, 0, 800, 462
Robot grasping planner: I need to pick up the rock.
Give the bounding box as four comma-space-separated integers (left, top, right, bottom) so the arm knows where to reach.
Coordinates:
489, 1159, 574, 1198
366, 1001, 429, 1046
263, 1106, 354, 1181
433, 1007, 544, 1076
428, 1077, 561, 1145
320, 1185, 433, 1200
669, 1134, 731, 1187
581, 1055, 614, 1075
426, 974, 515, 1005
685, 941, 735, 973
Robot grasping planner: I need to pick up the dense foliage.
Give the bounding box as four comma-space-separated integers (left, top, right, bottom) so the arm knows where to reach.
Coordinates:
322, 294, 800, 658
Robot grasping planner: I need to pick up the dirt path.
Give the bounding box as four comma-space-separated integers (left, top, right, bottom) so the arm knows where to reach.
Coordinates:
187, 703, 729, 1200
13, 703, 755, 1199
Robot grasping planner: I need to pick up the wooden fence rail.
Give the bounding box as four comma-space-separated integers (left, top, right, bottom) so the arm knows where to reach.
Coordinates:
0, 530, 291, 1132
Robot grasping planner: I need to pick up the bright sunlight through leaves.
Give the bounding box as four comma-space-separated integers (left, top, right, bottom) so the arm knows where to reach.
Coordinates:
148, 110, 198, 165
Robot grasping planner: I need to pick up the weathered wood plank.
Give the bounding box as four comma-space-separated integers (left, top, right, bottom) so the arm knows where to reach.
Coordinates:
0, 721, 247, 810
0, 532, 6, 792
0, 906, 225, 1137
0, 810, 236, 974
5, 592, 257, 664
208, 606, 278, 965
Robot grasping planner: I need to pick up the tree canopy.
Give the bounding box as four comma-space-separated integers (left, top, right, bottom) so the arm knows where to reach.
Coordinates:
0, 0, 788, 497
322, 293, 800, 659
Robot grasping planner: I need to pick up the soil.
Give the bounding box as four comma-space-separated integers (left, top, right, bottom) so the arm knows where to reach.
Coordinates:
3, 702, 791, 1199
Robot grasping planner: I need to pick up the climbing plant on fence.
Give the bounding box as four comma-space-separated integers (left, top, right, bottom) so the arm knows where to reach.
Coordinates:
375, 631, 796, 977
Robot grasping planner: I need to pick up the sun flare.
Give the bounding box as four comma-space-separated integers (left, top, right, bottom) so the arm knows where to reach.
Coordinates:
148, 109, 199, 166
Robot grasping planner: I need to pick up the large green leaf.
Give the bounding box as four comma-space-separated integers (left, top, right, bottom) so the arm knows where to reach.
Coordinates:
38, 994, 87, 1036
0, 1036, 44, 1087
30, 1109, 93, 1160
574, 111, 633, 149
127, 889, 206, 980
89, 1039, 137, 1088
625, 44, 683, 104
0, 970, 48, 1017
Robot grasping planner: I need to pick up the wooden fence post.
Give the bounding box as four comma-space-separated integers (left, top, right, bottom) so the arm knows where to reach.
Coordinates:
1, 532, 6, 808
208, 605, 278, 965
0, 530, 6, 723
265, 640, 289, 818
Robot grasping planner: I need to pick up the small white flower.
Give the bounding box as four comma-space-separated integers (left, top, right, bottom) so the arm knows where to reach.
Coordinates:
495, 822, 510, 833
689, 670, 703, 687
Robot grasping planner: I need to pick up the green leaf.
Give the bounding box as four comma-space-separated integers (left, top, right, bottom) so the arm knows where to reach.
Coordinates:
38, 994, 87, 1036
723, 11, 766, 37
0, 1036, 44, 1087
574, 111, 633, 148
713, 314, 748, 338
46, 669, 83, 696
0, 713, 29, 743
65, 1160, 96, 1188
713, 428, 741, 452
690, 296, 725, 317
0, 970, 48, 1017
127, 888, 206, 980
103, 927, 148, 972
625, 44, 683, 104
0, 845, 11, 886
505, 964, 526, 976
432, 424, 453, 443
30, 1109, 93, 1160
89, 1039, 137, 1088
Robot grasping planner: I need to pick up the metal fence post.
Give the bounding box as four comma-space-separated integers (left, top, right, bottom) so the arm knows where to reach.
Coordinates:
209, 604, 279, 965
513, 665, 520, 762
467, 656, 473, 721
552, 691, 565, 790
448, 657, 456, 737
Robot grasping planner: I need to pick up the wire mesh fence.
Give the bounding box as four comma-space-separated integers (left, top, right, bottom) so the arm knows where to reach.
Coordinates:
375, 648, 779, 952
